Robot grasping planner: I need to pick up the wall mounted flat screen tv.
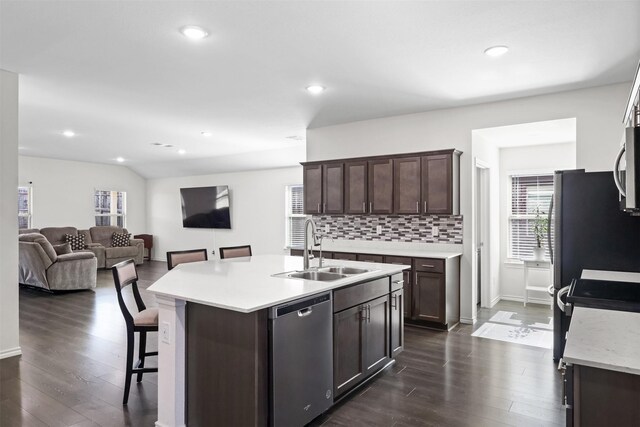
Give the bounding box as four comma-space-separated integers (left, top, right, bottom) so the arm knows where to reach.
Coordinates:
180, 186, 231, 229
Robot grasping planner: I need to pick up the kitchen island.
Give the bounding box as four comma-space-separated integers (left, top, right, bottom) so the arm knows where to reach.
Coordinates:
148, 254, 409, 427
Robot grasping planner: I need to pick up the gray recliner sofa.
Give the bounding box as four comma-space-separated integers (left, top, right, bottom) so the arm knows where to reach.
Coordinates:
19, 233, 97, 291
37, 226, 144, 268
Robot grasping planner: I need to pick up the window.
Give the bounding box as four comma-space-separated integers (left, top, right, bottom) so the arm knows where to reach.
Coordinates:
94, 190, 126, 227
285, 185, 305, 248
509, 174, 554, 260
18, 186, 32, 229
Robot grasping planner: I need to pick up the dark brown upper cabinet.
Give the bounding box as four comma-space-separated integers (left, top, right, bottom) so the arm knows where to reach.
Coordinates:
421, 152, 460, 215
344, 161, 368, 214
393, 157, 421, 214
322, 163, 344, 214
368, 158, 394, 214
303, 164, 323, 214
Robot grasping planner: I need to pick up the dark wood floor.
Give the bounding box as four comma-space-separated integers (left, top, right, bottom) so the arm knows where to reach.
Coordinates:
1, 262, 564, 426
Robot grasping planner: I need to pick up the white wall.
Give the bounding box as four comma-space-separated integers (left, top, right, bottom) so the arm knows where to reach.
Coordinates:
1, 70, 21, 359
471, 133, 501, 308
306, 83, 629, 323
147, 167, 303, 261
499, 142, 576, 303
19, 156, 147, 233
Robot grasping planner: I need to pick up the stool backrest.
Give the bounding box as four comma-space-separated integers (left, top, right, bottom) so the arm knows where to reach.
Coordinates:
219, 245, 252, 259
166, 248, 208, 270
112, 259, 146, 326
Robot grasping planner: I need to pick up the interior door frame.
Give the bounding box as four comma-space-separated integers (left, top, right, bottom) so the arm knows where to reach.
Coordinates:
473, 158, 491, 309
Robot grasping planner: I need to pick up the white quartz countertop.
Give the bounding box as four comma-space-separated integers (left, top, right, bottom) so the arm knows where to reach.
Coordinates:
147, 254, 409, 313
581, 269, 640, 283
564, 306, 640, 375
293, 245, 462, 259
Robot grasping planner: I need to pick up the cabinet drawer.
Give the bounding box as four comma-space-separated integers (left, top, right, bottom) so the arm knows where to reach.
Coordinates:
414, 258, 444, 273
356, 254, 384, 263
333, 252, 357, 261
333, 277, 390, 313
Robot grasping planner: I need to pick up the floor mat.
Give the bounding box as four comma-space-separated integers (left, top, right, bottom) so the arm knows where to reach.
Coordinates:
471, 322, 553, 349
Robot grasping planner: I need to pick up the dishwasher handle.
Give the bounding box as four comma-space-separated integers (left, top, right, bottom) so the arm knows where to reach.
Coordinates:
298, 307, 313, 317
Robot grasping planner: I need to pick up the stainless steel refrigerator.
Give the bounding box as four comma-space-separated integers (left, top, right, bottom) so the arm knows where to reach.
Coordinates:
552, 169, 640, 362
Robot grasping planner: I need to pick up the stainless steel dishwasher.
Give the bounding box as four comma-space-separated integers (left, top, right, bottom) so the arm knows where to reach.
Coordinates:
269, 292, 333, 426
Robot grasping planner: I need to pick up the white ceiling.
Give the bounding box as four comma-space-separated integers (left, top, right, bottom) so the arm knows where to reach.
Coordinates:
1, 1, 639, 178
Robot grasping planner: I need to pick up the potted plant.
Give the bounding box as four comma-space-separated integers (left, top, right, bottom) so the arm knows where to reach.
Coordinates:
531, 206, 549, 260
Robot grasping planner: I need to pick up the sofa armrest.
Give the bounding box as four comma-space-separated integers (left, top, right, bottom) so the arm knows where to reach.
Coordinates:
57, 252, 96, 262
86, 243, 104, 248
130, 238, 144, 248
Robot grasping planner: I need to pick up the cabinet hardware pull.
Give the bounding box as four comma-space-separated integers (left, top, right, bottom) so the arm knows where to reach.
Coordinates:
422, 264, 435, 268
323, 203, 326, 213
424, 201, 427, 213
317, 203, 321, 213
367, 304, 371, 323
362, 202, 366, 213
391, 295, 397, 309
369, 202, 372, 213
416, 201, 419, 213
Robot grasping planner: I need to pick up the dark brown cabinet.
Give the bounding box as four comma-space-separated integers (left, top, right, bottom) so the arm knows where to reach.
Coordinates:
368, 158, 394, 214
333, 304, 364, 396
413, 271, 445, 324
333, 252, 357, 261
302, 149, 460, 216
421, 153, 459, 215
393, 157, 421, 214
323, 163, 344, 214
390, 289, 404, 358
362, 295, 390, 376
344, 161, 368, 214
303, 164, 323, 214
356, 253, 384, 263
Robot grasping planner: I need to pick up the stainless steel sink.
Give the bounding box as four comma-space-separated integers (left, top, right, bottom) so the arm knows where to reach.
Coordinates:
318, 266, 370, 275
286, 271, 346, 281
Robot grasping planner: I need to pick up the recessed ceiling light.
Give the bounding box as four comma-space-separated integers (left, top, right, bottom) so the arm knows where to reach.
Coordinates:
306, 85, 325, 95
178, 149, 186, 155
151, 142, 163, 146
116, 157, 125, 163
201, 131, 212, 137
180, 26, 209, 40
163, 144, 174, 148
286, 135, 304, 141
62, 130, 75, 137
484, 45, 509, 57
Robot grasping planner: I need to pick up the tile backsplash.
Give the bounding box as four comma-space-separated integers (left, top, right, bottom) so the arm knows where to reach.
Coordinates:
312, 215, 463, 244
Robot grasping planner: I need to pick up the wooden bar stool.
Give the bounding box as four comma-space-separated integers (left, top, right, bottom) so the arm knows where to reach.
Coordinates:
166, 248, 208, 270
219, 245, 252, 259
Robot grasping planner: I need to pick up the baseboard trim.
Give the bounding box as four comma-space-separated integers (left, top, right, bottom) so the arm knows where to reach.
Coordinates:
155, 422, 186, 427
500, 295, 553, 306
0, 346, 22, 359
489, 295, 501, 308
460, 317, 476, 325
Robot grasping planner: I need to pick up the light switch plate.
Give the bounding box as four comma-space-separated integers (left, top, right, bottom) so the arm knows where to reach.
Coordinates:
432, 226, 439, 237
376, 225, 382, 235
161, 321, 171, 344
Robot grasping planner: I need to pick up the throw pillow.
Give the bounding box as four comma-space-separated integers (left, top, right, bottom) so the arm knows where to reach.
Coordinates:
53, 243, 72, 255
65, 233, 85, 251
112, 232, 131, 247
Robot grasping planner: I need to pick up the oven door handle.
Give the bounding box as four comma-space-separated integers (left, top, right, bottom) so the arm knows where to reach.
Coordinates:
557, 285, 571, 314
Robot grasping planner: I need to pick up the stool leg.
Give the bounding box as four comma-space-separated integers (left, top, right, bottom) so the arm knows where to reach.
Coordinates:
123, 330, 134, 405
137, 331, 146, 383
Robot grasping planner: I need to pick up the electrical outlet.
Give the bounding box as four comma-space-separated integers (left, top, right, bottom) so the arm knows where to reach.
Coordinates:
161, 321, 171, 344
376, 225, 383, 235
325, 224, 329, 233
432, 226, 439, 237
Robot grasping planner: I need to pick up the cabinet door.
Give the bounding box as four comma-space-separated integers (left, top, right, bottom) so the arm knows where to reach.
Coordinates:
413, 271, 445, 323
356, 254, 384, 263
363, 295, 390, 377
334, 305, 364, 397
344, 161, 368, 214
303, 164, 323, 214
393, 157, 421, 214
383, 256, 413, 318
368, 159, 394, 214
323, 163, 344, 214
421, 154, 452, 214
333, 252, 357, 261
390, 289, 404, 357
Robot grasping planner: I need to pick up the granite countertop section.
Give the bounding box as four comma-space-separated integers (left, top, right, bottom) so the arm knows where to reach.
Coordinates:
148, 254, 409, 313
291, 241, 463, 259
563, 306, 640, 375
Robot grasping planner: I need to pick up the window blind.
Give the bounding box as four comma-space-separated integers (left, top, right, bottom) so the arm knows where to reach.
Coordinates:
287, 185, 305, 248
509, 174, 554, 260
